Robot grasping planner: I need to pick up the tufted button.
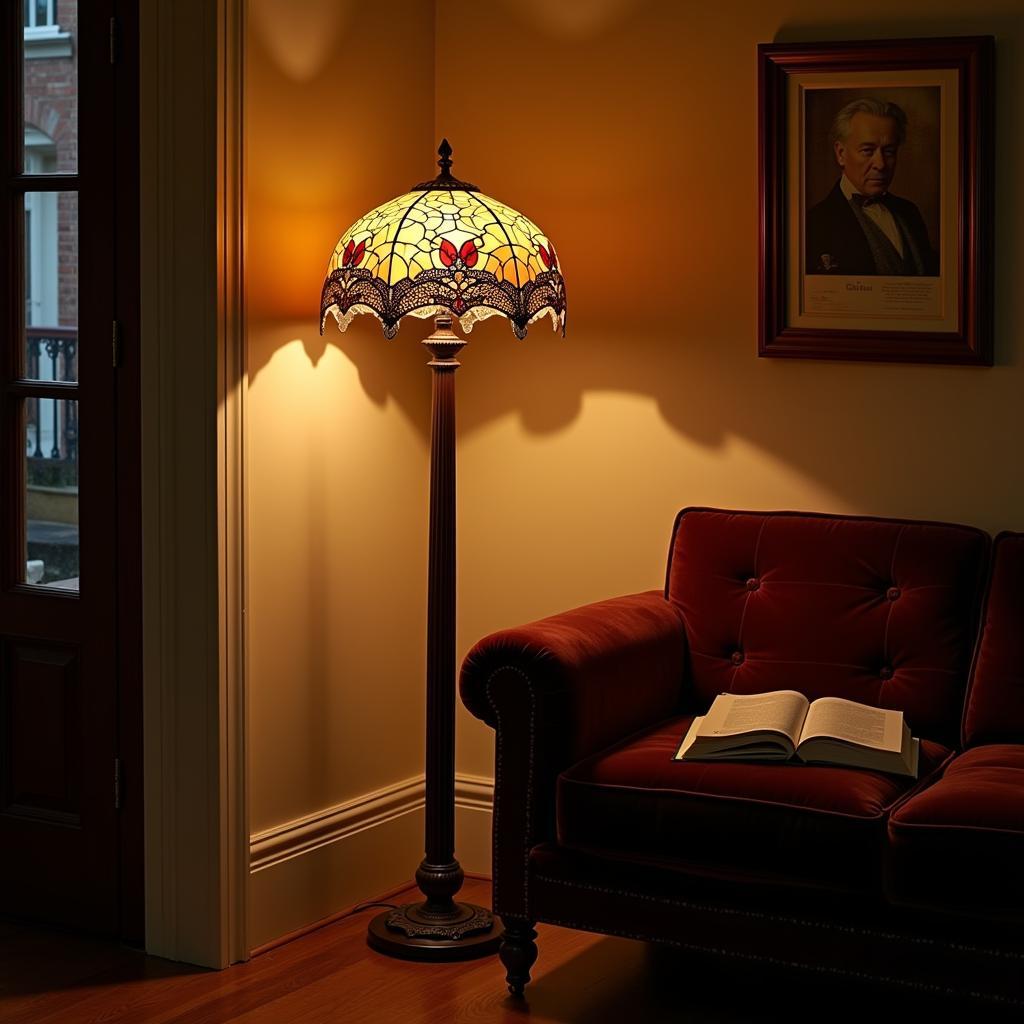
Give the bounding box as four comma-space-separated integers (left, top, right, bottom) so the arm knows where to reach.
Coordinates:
745, 577, 760, 592
731, 651, 745, 666
879, 666, 893, 680
886, 586, 901, 602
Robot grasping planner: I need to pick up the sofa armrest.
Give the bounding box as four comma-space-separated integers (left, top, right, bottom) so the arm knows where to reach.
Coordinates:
459, 590, 687, 918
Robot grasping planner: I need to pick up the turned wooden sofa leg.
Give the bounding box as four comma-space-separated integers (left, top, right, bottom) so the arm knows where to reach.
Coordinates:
499, 917, 538, 996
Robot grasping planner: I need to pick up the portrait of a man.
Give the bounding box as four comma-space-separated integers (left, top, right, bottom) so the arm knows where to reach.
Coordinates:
805, 98, 939, 277
762, 38, 990, 363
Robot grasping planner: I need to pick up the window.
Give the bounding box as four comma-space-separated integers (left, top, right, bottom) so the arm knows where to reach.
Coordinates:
24, 0, 57, 30
24, 0, 72, 58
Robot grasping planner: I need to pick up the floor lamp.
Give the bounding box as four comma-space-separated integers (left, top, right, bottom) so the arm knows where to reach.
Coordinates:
319, 140, 566, 961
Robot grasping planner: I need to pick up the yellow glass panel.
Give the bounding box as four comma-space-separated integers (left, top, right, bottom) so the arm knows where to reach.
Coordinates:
409, 253, 433, 276
396, 222, 425, 245
483, 230, 507, 252
377, 253, 409, 283
500, 258, 523, 286
393, 242, 422, 264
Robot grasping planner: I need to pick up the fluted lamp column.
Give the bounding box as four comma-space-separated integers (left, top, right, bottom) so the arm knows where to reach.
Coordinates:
319, 140, 566, 961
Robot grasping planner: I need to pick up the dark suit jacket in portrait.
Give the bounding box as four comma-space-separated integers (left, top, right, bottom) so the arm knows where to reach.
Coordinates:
805, 181, 939, 276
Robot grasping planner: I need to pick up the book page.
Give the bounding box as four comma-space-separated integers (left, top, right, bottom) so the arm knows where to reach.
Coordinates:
700, 690, 809, 744
675, 716, 793, 760
674, 717, 704, 759
800, 697, 903, 753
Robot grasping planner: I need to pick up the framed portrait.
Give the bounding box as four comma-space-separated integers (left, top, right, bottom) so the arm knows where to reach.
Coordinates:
758, 36, 994, 364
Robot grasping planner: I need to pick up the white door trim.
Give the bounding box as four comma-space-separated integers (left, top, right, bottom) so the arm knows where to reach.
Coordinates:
217, 0, 250, 968
140, 0, 248, 969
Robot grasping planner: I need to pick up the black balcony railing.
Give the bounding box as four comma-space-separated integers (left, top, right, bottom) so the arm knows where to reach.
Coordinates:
25, 326, 77, 468
25, 326, 78, 584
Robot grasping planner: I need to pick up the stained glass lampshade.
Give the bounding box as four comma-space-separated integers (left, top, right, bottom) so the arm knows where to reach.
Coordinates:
319, 139, 566, 340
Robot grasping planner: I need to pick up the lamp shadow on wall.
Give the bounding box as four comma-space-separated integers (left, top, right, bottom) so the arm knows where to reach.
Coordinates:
248, 318, 432, 430
249, 0, 1022, 528
424, 0, 1018, 526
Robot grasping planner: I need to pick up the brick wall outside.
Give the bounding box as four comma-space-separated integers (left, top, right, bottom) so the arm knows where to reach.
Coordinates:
24, 0, 78, 328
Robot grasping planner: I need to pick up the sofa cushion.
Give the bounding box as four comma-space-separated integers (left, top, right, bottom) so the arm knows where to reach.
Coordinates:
665, 508, 989, 747
963, 533, 1024, 747
886, 744, 1024, 920
557, 715, 951, 891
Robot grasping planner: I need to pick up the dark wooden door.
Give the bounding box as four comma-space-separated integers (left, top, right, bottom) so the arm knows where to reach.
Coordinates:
0, 1, 139, 938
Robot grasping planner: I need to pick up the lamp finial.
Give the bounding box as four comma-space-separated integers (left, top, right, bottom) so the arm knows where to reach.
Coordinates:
411, 138, 480, 192
438, 138, 453, 176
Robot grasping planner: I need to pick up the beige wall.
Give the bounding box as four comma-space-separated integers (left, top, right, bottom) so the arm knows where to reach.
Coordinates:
437, 0, 1024, 782
246, 0, 1022, 947
245, 0, 436, 946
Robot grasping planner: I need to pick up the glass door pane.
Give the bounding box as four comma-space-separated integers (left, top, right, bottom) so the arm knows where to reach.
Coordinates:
22, 190, 78, 382
23, 0, 76, 173
24, 397, 79, 590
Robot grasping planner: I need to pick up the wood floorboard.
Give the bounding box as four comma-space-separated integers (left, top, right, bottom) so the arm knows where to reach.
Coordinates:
1, 879, 1020, 1023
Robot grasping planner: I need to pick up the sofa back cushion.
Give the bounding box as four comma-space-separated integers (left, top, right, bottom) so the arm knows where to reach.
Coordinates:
963, 532, 1024, 747
665, 508, 989, 746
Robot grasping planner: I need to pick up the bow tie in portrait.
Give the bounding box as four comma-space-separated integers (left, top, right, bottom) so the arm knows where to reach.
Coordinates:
851, 192, 888, 207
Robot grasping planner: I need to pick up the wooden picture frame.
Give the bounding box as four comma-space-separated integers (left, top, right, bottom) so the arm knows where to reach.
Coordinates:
758, 36, 994, 364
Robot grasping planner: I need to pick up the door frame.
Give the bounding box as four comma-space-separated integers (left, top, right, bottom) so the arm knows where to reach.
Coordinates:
140, 0, 248, 968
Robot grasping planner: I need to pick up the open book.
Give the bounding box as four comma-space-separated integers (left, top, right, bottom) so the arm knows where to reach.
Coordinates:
674, 690, 919, 778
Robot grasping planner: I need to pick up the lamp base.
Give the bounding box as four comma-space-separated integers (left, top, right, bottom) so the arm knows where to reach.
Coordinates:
366, 901, 503, 961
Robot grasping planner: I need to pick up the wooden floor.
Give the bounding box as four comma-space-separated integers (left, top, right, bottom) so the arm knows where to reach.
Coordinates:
1, 879, 1020, 1023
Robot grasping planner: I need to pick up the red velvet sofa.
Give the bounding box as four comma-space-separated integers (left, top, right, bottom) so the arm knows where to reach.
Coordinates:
460, 509, 1024, 1006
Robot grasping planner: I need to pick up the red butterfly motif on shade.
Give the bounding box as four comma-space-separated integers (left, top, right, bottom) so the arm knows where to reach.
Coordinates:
342, 238, 366, 268
439, 238, 479, 268
539, 241, 558, 270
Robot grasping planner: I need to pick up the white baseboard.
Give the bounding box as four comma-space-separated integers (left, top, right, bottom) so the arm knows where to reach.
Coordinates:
248, 774, 494, 950
250, 776, 424, 873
